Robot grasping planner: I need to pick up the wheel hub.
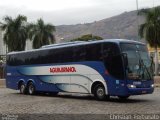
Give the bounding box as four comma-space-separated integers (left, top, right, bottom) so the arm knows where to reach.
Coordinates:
97, 88, 104, 97
29, 86, 34, 94
20, 85, 25, 93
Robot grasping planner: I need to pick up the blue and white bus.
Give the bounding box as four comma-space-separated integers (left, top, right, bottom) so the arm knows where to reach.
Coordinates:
6, 39, 154, 100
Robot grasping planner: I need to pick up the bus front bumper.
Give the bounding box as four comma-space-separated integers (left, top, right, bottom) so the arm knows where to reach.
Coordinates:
127, 87, 154, 95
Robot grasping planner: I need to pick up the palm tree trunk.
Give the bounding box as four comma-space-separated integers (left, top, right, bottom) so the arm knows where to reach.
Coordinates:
155, 47, 159, 75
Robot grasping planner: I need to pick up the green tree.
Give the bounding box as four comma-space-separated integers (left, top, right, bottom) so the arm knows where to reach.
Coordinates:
71, 34, 103, 41
0, 15, 28, 52
138, 7, 160, 75
28, 19, 56, 49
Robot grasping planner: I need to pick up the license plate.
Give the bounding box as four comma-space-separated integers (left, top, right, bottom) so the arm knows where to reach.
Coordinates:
142, 91, 147, 94
133, 81, 141, 85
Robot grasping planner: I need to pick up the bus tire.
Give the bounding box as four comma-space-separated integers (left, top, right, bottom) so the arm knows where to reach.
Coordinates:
118, 96, 130, 100
19, 82, 26, 94
93, 84, 106, 101
28, 82, 36, 95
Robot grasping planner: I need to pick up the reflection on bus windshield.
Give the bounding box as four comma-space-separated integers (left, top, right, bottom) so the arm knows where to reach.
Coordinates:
121, 43, 153, 80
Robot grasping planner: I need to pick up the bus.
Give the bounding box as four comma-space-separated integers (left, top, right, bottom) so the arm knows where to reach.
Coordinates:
6, 39, 154, 100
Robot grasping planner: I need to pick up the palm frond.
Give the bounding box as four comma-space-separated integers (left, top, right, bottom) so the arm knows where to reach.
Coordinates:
0, 15, 28, 52
138, 6, 160, 48
29, 18, 56, 48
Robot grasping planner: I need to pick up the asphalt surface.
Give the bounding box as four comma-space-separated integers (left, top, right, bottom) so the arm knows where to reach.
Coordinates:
0, 88, 160, 120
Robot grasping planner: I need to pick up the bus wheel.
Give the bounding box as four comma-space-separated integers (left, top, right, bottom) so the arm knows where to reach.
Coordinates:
118, 96, 130, 100
19, 83, 26, 94
28, 82, 36, 95
93, 84, 106, 101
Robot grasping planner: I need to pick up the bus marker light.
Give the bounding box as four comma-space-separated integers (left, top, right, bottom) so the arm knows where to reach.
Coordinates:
105, 70, 109, 75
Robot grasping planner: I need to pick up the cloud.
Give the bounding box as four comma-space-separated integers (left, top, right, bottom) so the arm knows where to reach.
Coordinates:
0, 0, 160, 25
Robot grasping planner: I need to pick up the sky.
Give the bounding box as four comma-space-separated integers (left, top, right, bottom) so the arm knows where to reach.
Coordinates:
0, 0, 160, 25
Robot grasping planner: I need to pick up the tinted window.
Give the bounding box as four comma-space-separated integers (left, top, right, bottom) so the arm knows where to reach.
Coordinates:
62, 47, 74, 63
7, 42, 105, 66
73, 45, 86, 62
86, 43, 102, 61
50, 48, 62, 63
103, 43, 124, 80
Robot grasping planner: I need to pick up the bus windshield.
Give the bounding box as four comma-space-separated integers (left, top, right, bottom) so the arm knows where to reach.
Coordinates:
121, 43, 153, 80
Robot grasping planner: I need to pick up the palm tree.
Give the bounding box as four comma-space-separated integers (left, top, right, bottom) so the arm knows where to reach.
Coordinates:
139, 7, 160, 75
0, 15, 28, 52
28, 19, 56, 49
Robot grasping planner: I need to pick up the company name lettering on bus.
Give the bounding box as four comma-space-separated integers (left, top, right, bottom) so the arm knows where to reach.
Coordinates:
50, 67, 76, 73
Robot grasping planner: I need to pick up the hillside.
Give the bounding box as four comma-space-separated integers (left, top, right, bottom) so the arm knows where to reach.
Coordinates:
55, 10, 145, 43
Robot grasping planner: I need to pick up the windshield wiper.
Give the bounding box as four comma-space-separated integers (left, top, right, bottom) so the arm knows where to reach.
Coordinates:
139, 59, 152, 80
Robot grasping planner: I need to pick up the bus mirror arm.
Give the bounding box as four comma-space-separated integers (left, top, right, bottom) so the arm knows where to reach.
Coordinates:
122, 53, 128, 68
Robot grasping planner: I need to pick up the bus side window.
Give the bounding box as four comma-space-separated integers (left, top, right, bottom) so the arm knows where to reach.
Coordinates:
64, 47, 74, 63
73, 45, 86, 62
16, 54, 24, 65
85, 43, 102, 61
39, 50, 49, 64
53, 48, 62, 63
8, 55, 15, 66
102, 43, 114, 64
58, 49, 65, 63
33, 51, 41, 64
48, 49, 57, 63
103, 43, 124, 80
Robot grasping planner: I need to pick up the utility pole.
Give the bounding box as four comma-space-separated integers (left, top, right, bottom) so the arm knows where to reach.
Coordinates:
136, 0, 140, 41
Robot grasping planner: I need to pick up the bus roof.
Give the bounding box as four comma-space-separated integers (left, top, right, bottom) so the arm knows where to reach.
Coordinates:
7, 39, 145, 55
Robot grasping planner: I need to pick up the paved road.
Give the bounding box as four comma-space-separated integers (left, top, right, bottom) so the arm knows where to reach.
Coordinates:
0, 88, 160, 114
0, 88, 160, 115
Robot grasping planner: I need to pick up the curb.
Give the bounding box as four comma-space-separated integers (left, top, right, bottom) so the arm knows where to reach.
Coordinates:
155, 84, 160, 88
0, 79, 5, 87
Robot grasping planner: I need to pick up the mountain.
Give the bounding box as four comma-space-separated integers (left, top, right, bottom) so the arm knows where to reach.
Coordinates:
55, 10, 145, 43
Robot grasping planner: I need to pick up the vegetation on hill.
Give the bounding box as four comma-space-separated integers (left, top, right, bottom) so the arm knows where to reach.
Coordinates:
70, 34, 103, 41
55, 10, 144, 42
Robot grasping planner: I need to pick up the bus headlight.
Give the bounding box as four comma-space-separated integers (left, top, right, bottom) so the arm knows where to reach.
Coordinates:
151, 84, 154, 88
127, 84, 136, 88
